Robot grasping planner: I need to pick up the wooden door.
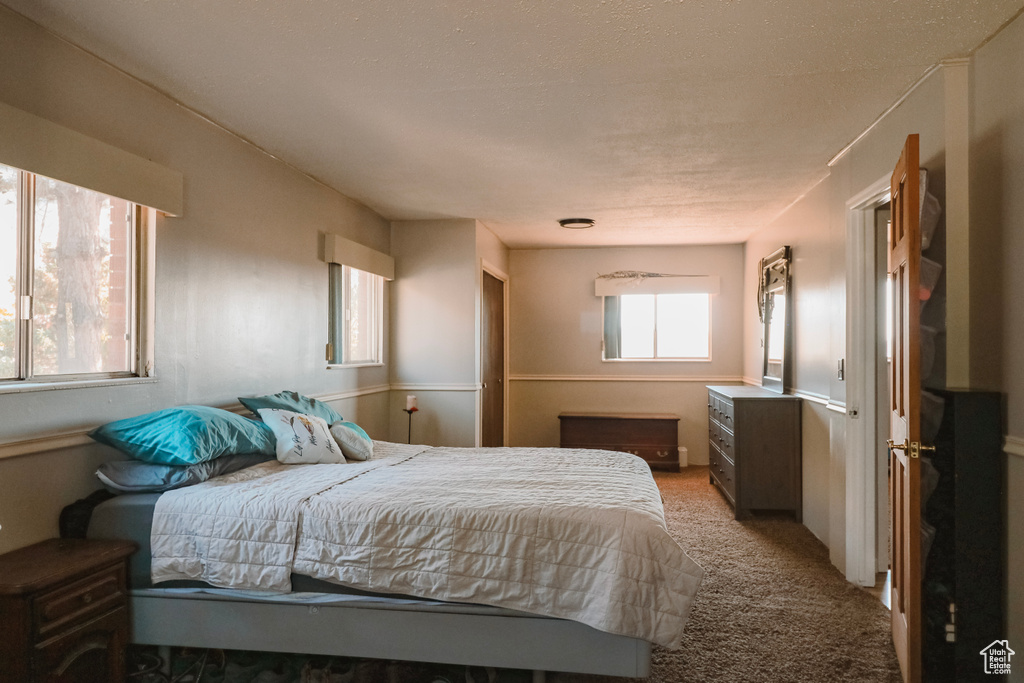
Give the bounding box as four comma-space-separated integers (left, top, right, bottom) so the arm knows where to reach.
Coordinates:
481, 270, 505, 447
888, 134, 923, 683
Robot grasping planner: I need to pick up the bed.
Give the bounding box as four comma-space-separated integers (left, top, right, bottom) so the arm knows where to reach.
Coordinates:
87, 440, 704, 679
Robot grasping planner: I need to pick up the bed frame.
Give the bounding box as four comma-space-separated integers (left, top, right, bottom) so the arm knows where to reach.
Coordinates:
130, 588, 653, 681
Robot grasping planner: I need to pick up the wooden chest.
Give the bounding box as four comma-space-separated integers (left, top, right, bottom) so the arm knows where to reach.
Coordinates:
558, 412, 680, 471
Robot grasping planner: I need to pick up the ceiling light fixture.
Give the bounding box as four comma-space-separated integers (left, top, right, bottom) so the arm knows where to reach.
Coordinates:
558, 218, 595, 229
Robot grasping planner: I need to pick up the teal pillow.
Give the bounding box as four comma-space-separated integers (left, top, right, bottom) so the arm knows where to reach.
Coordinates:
89, 405, 276, 466
238, 390, 343, 425
329, 420, 374, 461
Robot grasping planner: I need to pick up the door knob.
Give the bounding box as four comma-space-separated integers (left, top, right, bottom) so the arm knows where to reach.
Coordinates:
887, 439, 908, 455
887, 439, 935, 459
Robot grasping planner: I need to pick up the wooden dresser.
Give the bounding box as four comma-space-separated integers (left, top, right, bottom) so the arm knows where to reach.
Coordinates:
559, 412, 680, 471
0, 538, 137, 683
706, 386, 802, 520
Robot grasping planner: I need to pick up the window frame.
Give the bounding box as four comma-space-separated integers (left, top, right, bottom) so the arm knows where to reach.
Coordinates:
327, 262, 385, 368
602, 291, 713, 362
1, 165, 154, 389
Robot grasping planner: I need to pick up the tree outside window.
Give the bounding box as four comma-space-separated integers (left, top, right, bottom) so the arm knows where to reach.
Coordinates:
1, 163, 136, 382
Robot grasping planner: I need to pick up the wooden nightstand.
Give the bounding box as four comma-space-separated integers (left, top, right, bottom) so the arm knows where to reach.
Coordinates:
0, 538, 137, 683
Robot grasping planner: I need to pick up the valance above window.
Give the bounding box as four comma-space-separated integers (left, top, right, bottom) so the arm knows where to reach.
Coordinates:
322, 232, 395, 281
594, 272, 720, 297
0, 99, 183, 216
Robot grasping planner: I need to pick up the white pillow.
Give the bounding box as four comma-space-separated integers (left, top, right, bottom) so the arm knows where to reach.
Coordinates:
257, 408, 346, 464
329, 421, 374, 461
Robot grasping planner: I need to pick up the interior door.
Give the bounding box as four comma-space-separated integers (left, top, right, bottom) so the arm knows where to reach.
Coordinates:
481, 270, 505, 447
888, 134, 924, 683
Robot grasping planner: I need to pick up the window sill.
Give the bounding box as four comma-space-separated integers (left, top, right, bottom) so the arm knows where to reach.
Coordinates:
0, 376, 158, 395
326, 363, 385, 370
602, 358, 713, 363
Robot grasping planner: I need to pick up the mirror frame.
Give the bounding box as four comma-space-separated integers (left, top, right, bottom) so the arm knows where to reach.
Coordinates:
760, 246, 792, 393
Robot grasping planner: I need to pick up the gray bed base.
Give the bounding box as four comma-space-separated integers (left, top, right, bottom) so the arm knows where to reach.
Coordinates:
130, 588, 653, 680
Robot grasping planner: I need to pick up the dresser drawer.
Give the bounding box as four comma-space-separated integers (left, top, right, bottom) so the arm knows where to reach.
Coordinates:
708, 418, 720, 443
708, 394, 735, 425
709, 445, 736, 501
717, 426, 735, 460
709, 419, 735, 461
717, 398, 735, 425
34, 565, 125, 640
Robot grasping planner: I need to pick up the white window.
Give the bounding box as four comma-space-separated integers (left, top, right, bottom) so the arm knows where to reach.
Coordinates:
1, 163, 146, 383
328, 263, 383, 365
604, 292, 711, 360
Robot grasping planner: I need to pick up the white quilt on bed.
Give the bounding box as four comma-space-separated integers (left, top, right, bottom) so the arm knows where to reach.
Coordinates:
150, 443, 704, 648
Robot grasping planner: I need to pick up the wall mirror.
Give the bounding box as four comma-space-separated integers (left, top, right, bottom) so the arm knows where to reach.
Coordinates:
760, 246, 792, 393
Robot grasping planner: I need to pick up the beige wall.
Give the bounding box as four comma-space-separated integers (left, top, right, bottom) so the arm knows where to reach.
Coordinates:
477, 222, 510, 277
388, 219, 510, 447
743, 68, 948, 569
747, 14, 1024, 660
971, 12, 1024, 671
0, 7, 392, 554
508, 245, 744, 464
389, 219, 478, 446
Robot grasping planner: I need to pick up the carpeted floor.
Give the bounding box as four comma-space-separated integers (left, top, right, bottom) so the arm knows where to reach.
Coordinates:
550, 466, 903, 682
134, 466, 902, 682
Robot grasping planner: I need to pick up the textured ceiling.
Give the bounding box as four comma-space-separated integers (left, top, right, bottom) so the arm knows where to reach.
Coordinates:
4, 1, 1023, 247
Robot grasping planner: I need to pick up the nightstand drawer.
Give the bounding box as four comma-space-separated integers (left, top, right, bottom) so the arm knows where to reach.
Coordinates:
35, 565, 125, 639
33, 605, 128, 683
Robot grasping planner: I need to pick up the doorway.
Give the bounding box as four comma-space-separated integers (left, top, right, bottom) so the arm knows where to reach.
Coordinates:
481, 268, 506, 447
844, 177, 893, 587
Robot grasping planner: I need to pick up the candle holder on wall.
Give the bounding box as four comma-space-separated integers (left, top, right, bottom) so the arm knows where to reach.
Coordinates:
404, 395, 418, 444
